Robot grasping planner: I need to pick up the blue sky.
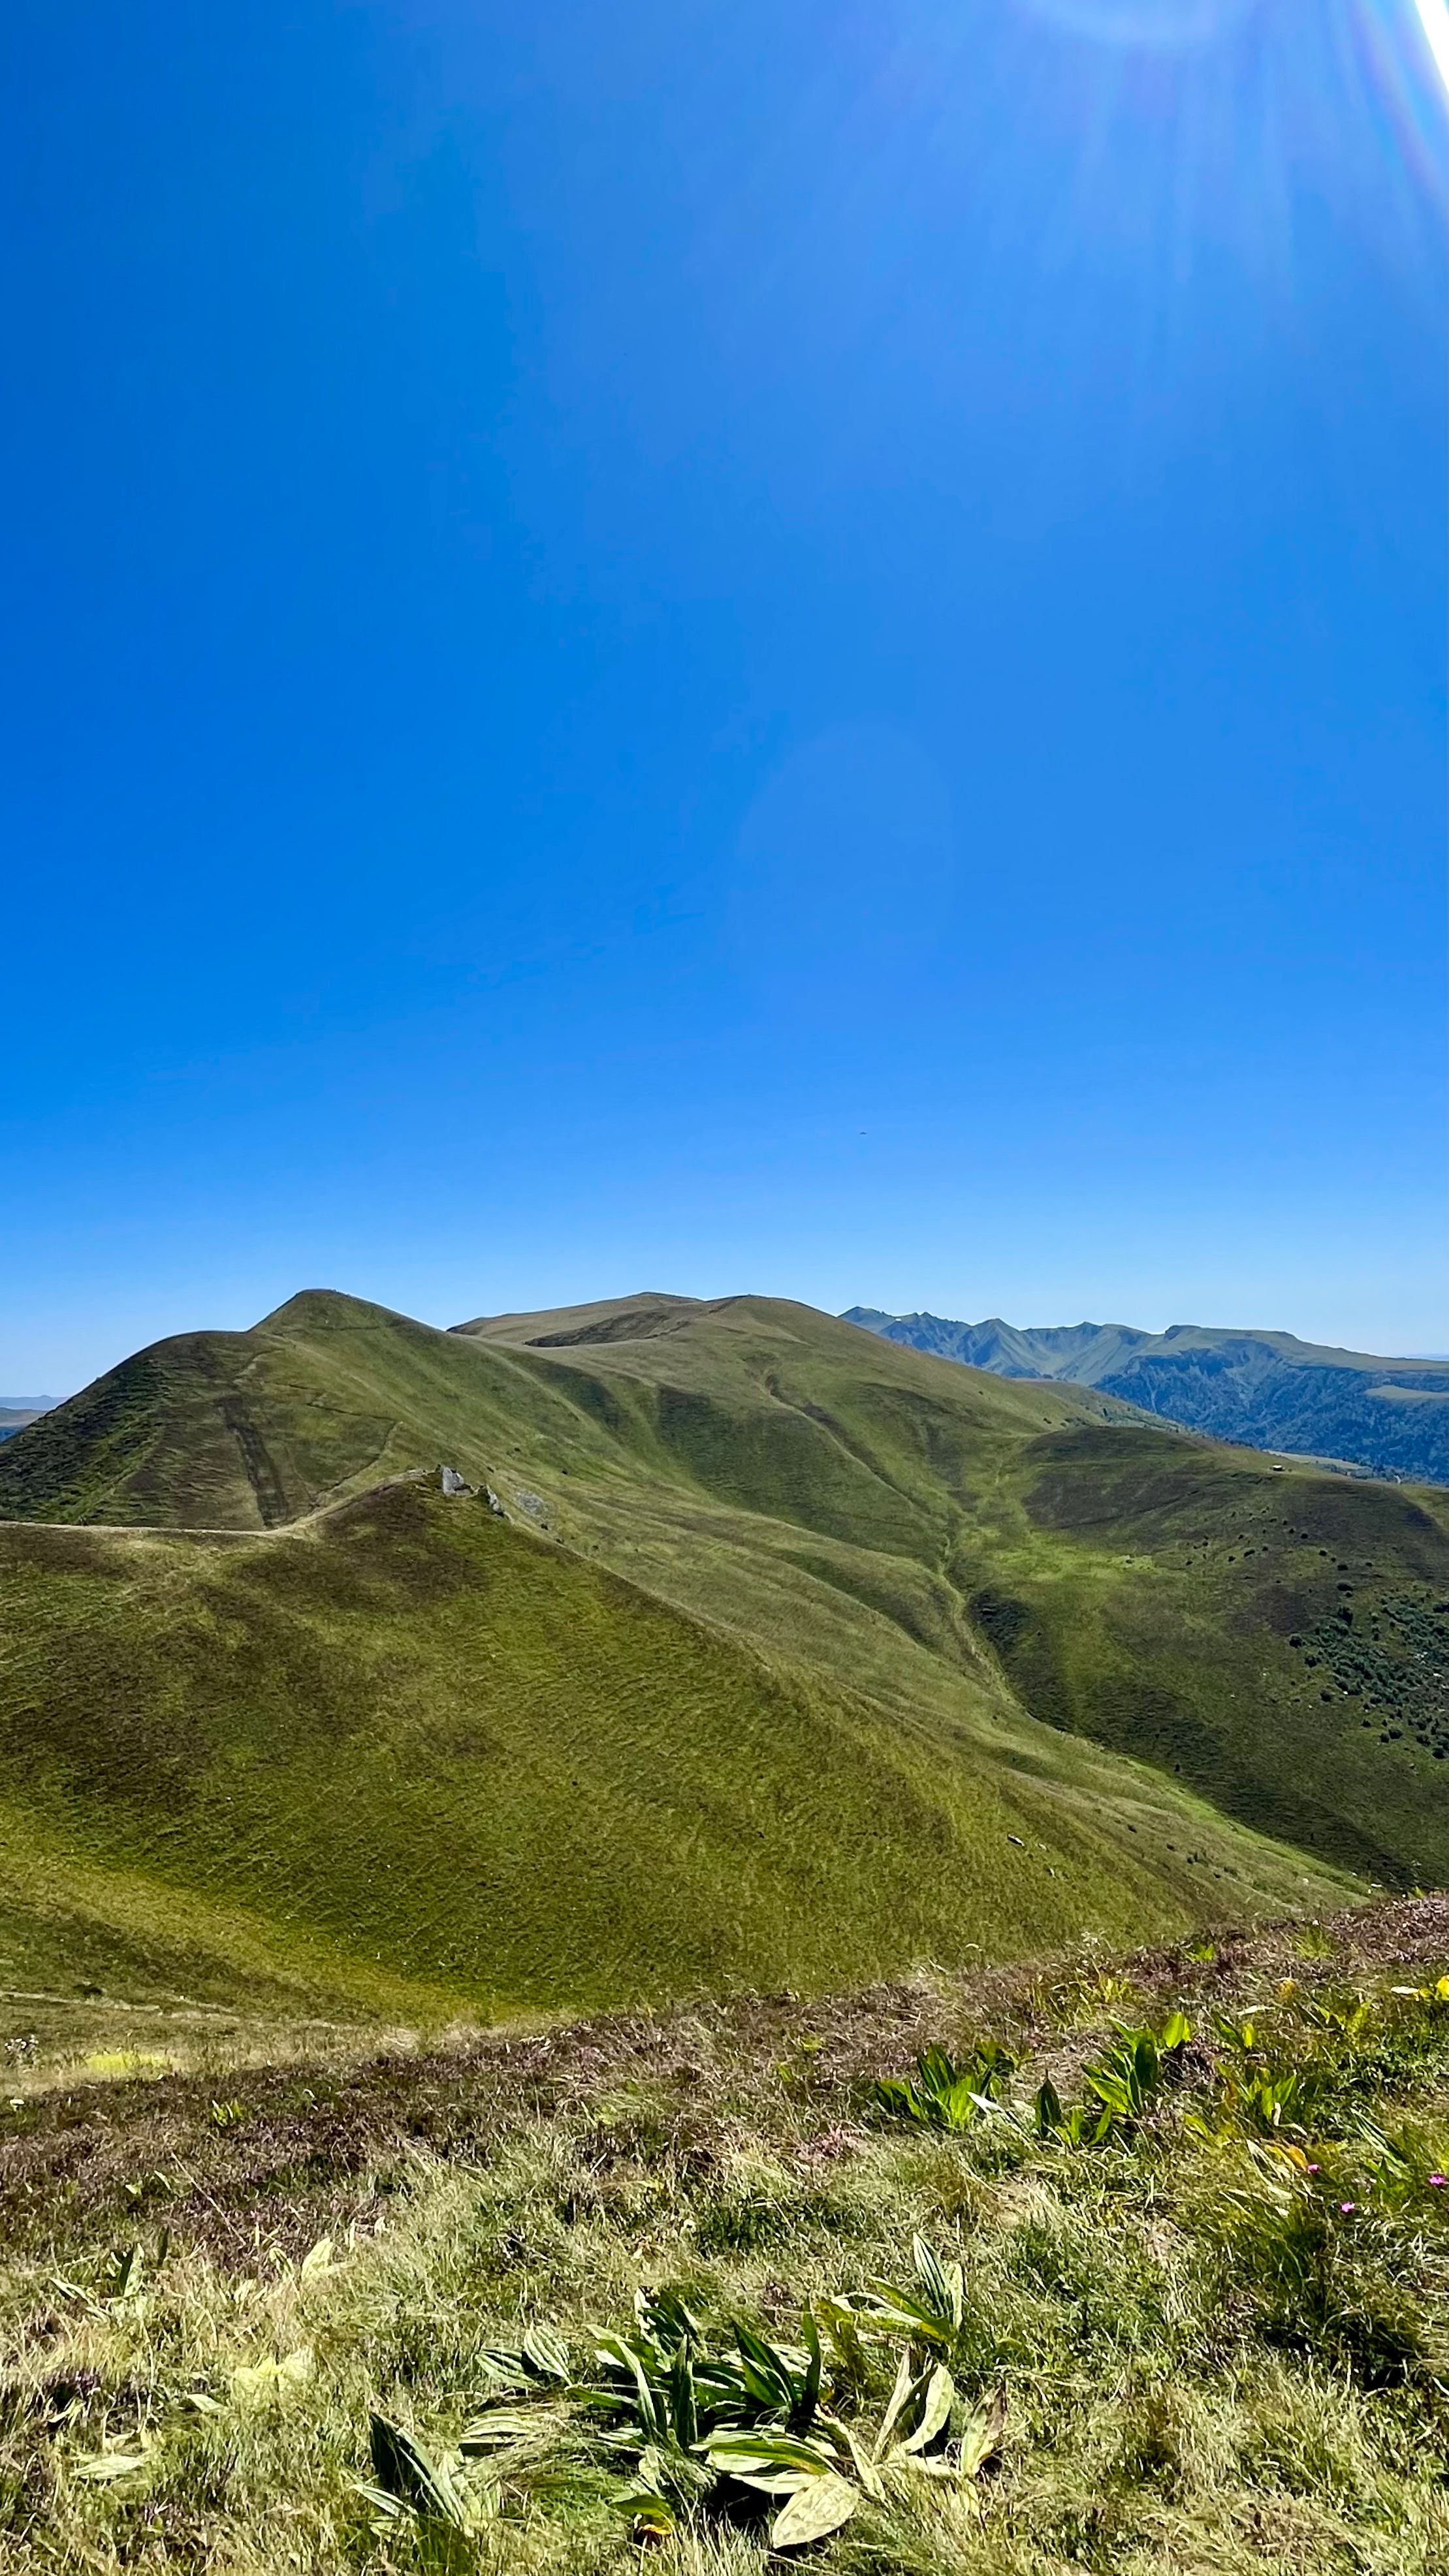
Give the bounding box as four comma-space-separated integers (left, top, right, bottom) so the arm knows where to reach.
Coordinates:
3, 0, 1444, 1393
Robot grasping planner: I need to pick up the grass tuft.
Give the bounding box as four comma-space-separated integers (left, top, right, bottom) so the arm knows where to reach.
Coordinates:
0, 1900, 1441, 2573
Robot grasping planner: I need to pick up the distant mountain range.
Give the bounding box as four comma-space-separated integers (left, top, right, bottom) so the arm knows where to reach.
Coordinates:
841, 1312, 1448, 1484
0, 1400, 55, 1445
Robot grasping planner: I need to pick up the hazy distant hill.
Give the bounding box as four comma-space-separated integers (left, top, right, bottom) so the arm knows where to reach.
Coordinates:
0, 1289, 1443, 2021
843, 1311, 1448, 1484
0, 1400, 55, 1446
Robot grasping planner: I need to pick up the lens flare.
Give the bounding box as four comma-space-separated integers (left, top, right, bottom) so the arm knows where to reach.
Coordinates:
1410, 0, 1449, 90
1004, 0, 1446, 210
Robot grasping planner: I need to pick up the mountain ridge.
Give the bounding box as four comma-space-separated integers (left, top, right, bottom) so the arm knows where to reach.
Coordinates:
842, 1308, 1448, 1483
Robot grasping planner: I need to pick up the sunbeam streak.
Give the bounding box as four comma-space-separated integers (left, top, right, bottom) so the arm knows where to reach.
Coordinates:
1017, 0, 1258, 42
1410, 0, 1449, 90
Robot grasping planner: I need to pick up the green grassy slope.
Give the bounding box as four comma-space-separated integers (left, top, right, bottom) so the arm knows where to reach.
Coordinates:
1006, 1425, 1448, 1862
0, 1479, 1328, 2024
0, 1287, 1442, 2019
0, 1291, 597, 1531
456, 1296, 1448, 1888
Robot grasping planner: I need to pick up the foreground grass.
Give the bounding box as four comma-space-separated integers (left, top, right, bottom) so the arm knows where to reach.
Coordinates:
0, 1898, 1443, 2573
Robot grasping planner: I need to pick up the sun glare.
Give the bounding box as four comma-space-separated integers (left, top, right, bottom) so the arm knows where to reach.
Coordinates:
1410, 0, 1449, 89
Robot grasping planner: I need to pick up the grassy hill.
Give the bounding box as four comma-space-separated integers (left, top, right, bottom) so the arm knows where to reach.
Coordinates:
0, 1289, 1443, 2024
0, 1477, 1266, 2024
